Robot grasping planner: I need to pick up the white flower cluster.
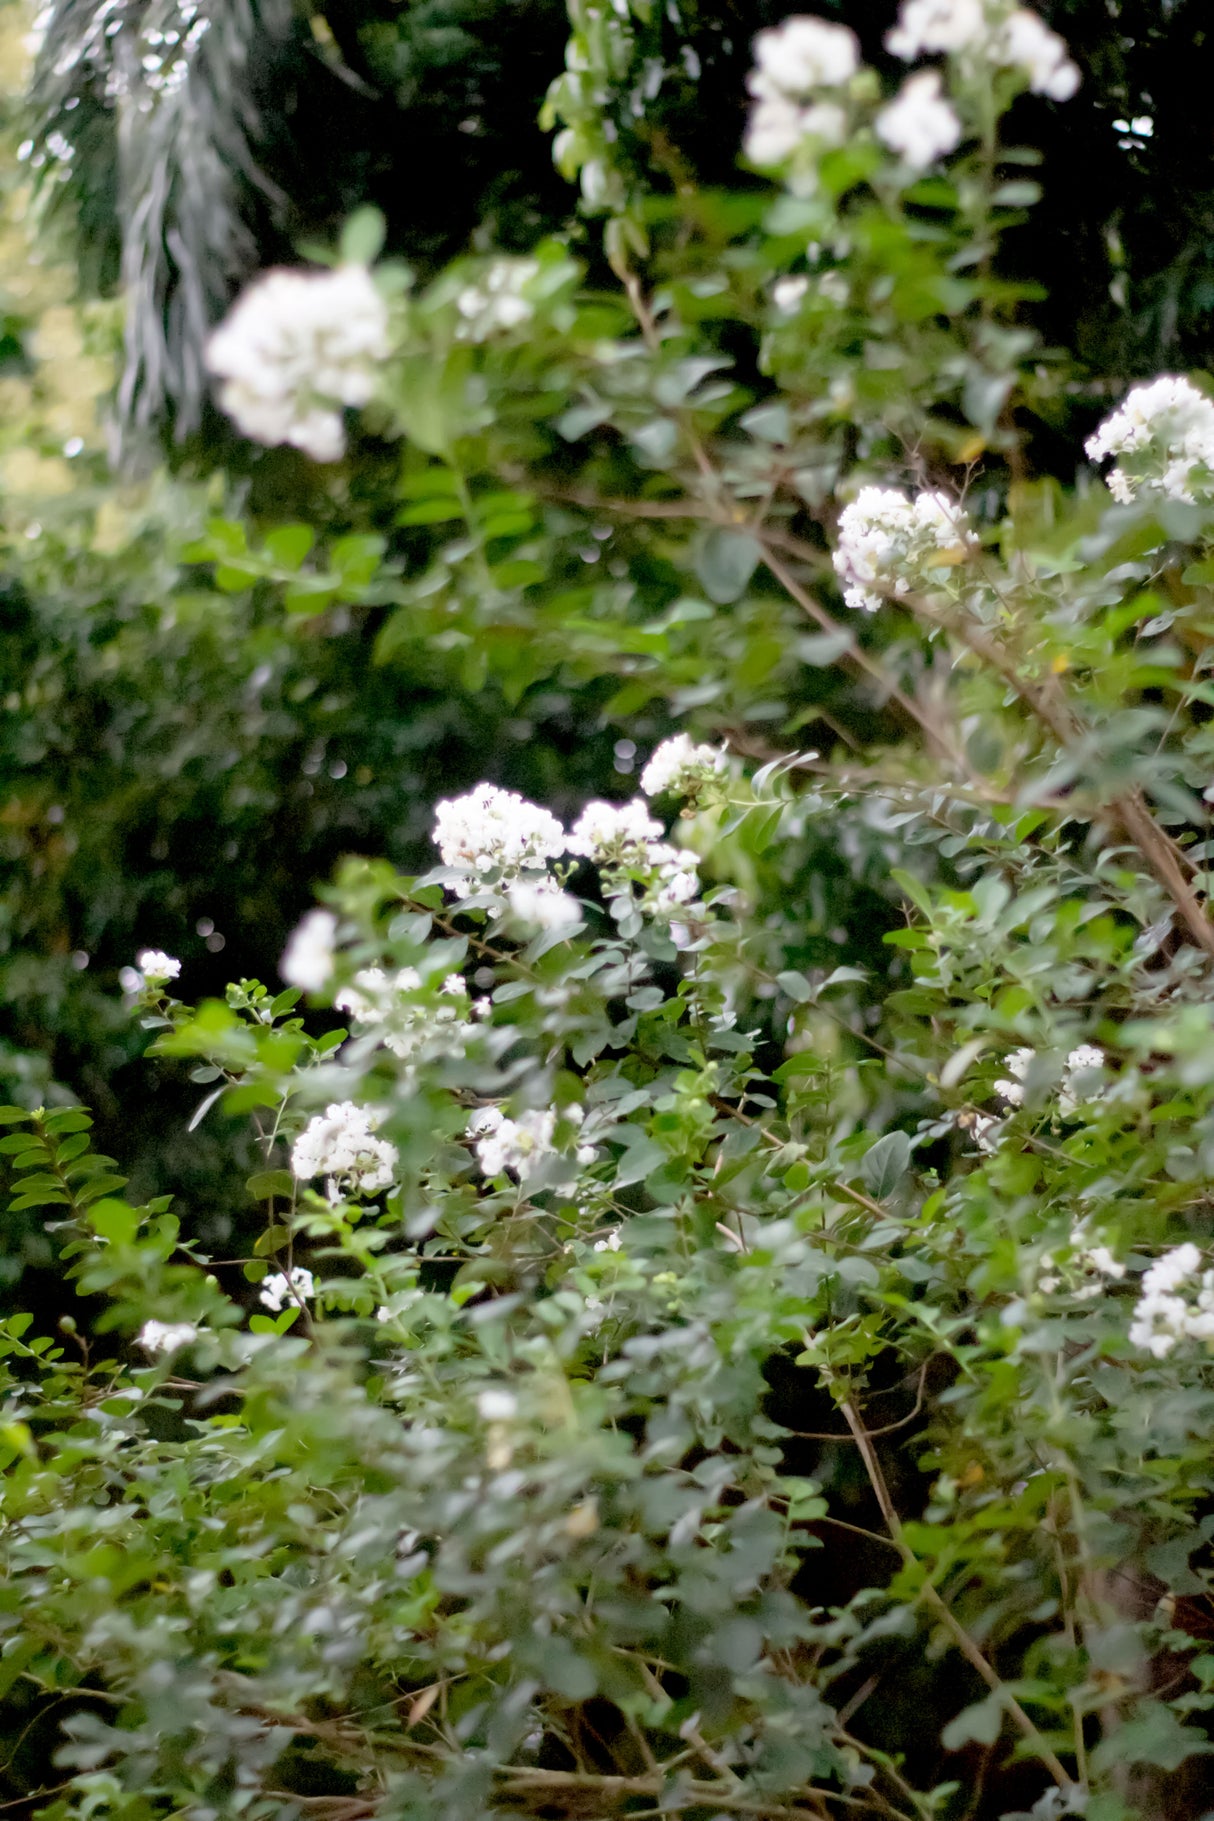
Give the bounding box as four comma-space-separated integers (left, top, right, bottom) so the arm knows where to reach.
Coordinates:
137, 1318, 199, 1354
469, 1104, 594, 1182
259, 1266, 316, 1314
205, 265, 389, 463
136, 949, 181, 985
876, 70, 962, 167
432, 783, 702, 930
994, 1044, 1105, 1113
833, 487, 977, 611
639, 734, 729, 800
886, 0, 1079, 101
291, 1101, 398, 1196
568, 799, 702, 921
335, 968, 474, 1064
1128, 1244, 1214, 1358
1085, 376, 1214, 505
455, 259, 540, 340
281, 909, 337, 992
744, 15, 858, 166
1038, 1224, 1125, 1299
568, 798, 663, 864
433, 783, 566, 898
506, 877, 583, 931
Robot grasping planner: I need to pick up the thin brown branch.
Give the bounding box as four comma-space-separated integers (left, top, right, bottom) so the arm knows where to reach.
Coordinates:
784, 1362, 930, 1443
836, 1398, 1073, 1789
759, 544, 942, 751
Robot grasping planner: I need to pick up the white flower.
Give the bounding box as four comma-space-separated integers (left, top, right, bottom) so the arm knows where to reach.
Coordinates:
1001, 8, 1079, 99
506, 877, 583, 931
886, 0, 987, 58
280, 909, 337, 992
470, 1105, 559, 1182
885, 0, 1078, 100
334, 967, 472, 1065
773, 275, 810, 313
567, 799, 664, 864
1084, 1245, 1125, 1280
751, 15, 860, 91
743, 16, 857, 165
744, 91, 808, 165
137, 1319, 199, 1354
432, 784, 566, 896
1141, 1243, 1202, 1298
744, 93, 848, 164
649, 845, 702, 919
1086, 376, 1214, 505
477, 1387, 518, 1422
1129, 1293, 1189, 1359
259, 1266, 316, 1313
136, 949, 181, 984
291, 1101, 398, 1195
205, 265, 389, 463
994, 1046, 1035, 1107
1128, 1247, 1214, 1356
639, 734, 729, 799
1059, 1044, 1105, 1114
968, 1111, 1002, 1153
593, 1229, 622, 1253
876, 70, 963, 167
833, 487, 977, 611
454, 259, 540, 340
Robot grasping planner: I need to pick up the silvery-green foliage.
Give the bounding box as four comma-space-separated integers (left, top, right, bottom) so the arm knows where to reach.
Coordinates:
14, 4, 1214, 1819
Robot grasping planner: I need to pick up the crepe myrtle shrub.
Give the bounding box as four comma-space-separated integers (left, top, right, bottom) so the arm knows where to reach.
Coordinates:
18, 5, 1214, 1821
10, 697, 1214, 1821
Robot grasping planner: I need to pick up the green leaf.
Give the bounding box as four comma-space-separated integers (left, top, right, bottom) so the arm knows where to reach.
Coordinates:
247, 1170, 295, 1203
88, 1199, 140, 1244
860, 1132, 912, 1200
339, 205, 387, 266
694, 528, 760, 604
941, 1692, 1003, 1751
254, 1224, 292, 1256
264, 524, 315, 571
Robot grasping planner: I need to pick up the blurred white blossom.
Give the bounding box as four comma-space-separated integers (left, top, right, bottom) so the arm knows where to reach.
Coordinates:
885, 0, 1079, 99
1002, 8, 1080, 100
137, 1319, 199, 1354
259, 1267, 316, 1314
994, 1046, 1035, 1107
506, 877, 583, 931
280, 909, 337, 992
469, 1105, 559, 1181
772, 275, 810, 313
335, 968, 473, 1064
568, 799, 665, 865
876, 70, 962, 167
1086, 376, 1214, 504
744, 16, 858, 165
433, 784, 566, 898
1128, 1244, 1214, 1357
639, 735, 728, 799
833, 487, 976, 611
206, 265, 389, 462
455, 259, 540, 340
136, 949, 181, 984
477, 1387, 518, 1421
291, 1102, 398, 1195
886, 0, 986, 56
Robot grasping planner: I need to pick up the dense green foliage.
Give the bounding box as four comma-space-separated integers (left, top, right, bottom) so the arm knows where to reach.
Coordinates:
7, 3, 1214, 1820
